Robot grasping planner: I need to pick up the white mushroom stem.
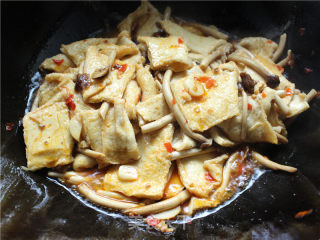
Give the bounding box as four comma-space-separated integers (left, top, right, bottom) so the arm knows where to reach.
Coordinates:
276, 132, 288, 144
78, 183, 138, 209
163, 6, 171, 20
252, 151, 297, 173
171, 147, 216, 161
275, 95, 290, 115
234, 44, 255, 58
125, 190, 191, 215
277, 49, 293, 67
141, 113, 175, 134
272, 33, 287, 62
200, 50, 222, 71
276, 89, 300, 97
241, 90, 248, 141
99, 102, 110, 120
189, 22, 228, 40
138, 114, 145, 126
306, 89, 317, 102
77, 147, 106, 160
155, 79, 163, 91
162, 70, 212, 146
228, 55, 269, 78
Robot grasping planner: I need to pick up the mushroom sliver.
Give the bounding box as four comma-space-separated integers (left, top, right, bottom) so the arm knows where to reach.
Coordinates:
136, 93, 170, 122
161, 20, 227, 55
88, 60, 135, 103
171, 62, 239, 132
138, 36, 192, 72
100, 99, 140, 166
23, 102, 74, 171
177, 152, 219, 198
103, 124, 174, 200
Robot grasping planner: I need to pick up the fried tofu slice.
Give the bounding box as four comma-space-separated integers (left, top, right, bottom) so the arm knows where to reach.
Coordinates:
171, 63, 239, 132
103, 124, 174, 200
172, 129, 196, 151
87, 60, 135, 103
124, 80, 141, 120
239, 37, 278, 59
23, 102, 74, 171
219, 96, 278, 144
136, 93, 170, 122
161, 20, 227, 55
81, 110, 103, 153
287, 93, 309, 118
136, 65, 158, 101
100, 99, 139, 166
138, 36, 192, 72
40, 54, 74, 73
60, 38, 117, 66
177, 152, 219, 198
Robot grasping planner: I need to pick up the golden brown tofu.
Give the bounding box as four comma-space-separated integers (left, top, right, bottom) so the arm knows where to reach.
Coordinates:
103, 124, 174, 200
23, 102, 74, 170
123, 80, 141, 120
161, 20, 227, 55
138, 36, 192, 72
136, 93, 170, 122
239, 37, 278, 59
171, 63, 239, 132
136, 65, 159, 101
177, 152, 219, 198
40, 54, 74, 73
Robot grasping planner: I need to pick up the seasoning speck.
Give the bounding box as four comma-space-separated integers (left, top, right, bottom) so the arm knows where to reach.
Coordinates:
5, 122, 14, 131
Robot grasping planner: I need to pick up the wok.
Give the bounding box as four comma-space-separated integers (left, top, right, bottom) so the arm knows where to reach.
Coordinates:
1, 1, 320, 239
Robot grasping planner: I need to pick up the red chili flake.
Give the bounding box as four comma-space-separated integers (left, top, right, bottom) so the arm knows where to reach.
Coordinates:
172, 98, 176, 104
146, 217, 161, 226
164, 142, 173, 153
205, 79, 218, 88
52, 59, 64, 66
266, 40, 273, 44
277, 65, 284, 73
295, 209, 313, 219
261, 92, 267, 98
83, 39, 87, 42
248, 103, 253, 110
124, 98, 127, 103
66, 94, 76, 111
299, 27, 305, 36
104, 39, 108, 43
187, 219, 192, 224
186, 119, 188, 124
113, 63, 127, 73
205, 172, 216, 182
178, 37, 184, 44
5, 122, 14, 131
304, 67, 313, 74
137, 93, 141, 102
285, 88, 293, 96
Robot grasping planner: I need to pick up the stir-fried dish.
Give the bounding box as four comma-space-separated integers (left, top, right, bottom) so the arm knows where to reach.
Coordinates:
23, 1, 317, 232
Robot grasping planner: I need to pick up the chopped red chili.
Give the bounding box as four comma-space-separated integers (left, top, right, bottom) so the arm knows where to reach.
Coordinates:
113, 63, 127, 73
138, 93, 141, 102
277, 65, 284, 73
66, 94, 76, 111
266, 40, 273, 44
146, 217, 161, 226
5, 122, 14, 131
172, 98, 176, 104
299, 27, 305, 36
285, 88, 293, 96
261, 92, 267, 98
295, 209, 313, 219
304, 67, 313, 74
83, 39, 87, 42
104, 39, 108, 43
164, 142, 173, 153
178, 37, 184, 44
52, 59, 64, 66
248, 103, 253, 110
205, 172, 216, 182
205, 79, 218, 88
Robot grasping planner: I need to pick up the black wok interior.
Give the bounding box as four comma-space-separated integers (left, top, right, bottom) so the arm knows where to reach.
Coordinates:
1, 1, 320, 239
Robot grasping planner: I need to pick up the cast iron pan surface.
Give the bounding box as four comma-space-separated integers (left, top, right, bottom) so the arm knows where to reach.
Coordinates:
1, 2, 320, 239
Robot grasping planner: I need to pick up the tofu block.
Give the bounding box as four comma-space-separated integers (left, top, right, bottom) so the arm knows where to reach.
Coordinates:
100, 99, 140, 166
138, 36, 192, 72
136, 65, 158, 101
40, 54, 74, 73
177, 152, 218, 198
161, 20, 227, 55
88, 61, 135, 103
123, 80, 141, 120
60, 38, 117, 66
171, 63, 240, 132
103, 124, 174, 200
136, 93, 170, 122
23, 102, 74, 170
239, 37, 278, 59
